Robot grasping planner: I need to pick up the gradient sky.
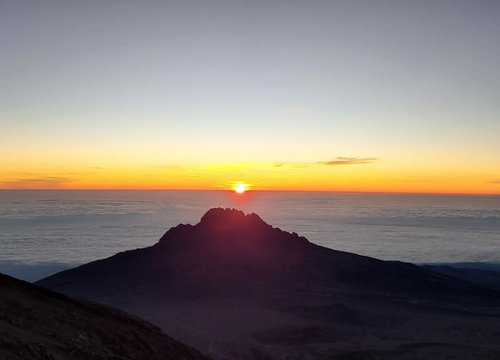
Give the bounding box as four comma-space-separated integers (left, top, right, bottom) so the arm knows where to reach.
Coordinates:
1, 1, 499, 193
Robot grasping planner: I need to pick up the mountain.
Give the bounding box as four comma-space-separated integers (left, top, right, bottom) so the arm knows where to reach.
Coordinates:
0, 272, 210, 360
38, 208, 500, 359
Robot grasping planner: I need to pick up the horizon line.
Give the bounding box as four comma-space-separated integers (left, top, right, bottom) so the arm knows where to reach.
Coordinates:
0, 188, 499, 197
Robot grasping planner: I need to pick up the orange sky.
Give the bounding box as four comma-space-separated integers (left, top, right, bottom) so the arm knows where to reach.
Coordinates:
2, 158, 499, 194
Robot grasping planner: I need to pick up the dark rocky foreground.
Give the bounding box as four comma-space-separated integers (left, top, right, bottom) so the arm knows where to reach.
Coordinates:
38, 208, 500, 359
0, 272, 210, 360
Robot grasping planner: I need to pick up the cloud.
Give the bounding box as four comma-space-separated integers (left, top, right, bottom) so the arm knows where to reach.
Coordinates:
287, 107, 304, 113
272, 157, 378, 169
318, 157, 379, 166
1, 176, 74, 188
273, 162, 310, 169
487, 179, 500, 184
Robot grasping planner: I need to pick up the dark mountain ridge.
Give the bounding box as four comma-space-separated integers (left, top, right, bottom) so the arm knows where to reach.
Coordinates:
37, 208, 500, 359
0, 272, 210, 360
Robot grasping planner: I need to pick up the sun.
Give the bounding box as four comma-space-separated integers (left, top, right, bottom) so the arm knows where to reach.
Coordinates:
234, 183, 248, 194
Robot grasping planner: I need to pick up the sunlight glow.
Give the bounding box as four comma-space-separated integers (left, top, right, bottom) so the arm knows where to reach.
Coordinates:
234, 183, 248, 194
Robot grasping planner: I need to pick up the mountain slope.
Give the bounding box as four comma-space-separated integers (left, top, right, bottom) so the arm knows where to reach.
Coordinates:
38, 208, 500, 359
0, 272, 210, 360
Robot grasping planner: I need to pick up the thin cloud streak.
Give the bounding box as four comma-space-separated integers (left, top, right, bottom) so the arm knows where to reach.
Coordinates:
273, 162, 310, 169
1, 176, 75, 188
287, 107, 305, 113
272, 157, 379, 169
319, 157, 379, 166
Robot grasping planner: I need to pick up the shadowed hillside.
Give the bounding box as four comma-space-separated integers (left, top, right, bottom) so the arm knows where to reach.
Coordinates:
0, 272, 210, 360
38, 208, 500, 359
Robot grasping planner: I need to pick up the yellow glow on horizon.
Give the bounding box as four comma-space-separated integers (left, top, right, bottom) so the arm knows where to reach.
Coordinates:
0, 159, 499, 195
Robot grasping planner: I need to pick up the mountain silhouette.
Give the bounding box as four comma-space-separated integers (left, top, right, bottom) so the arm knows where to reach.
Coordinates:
0, 272, 210, 360
38, 208, 500, 359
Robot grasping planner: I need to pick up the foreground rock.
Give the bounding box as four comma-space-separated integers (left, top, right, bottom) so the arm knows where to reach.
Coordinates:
39, 208, 500, 359
0, 273, 210, 360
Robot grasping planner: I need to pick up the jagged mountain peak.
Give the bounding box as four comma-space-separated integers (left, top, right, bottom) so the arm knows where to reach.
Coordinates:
198, 208, 267, 230
157, 208, 307, 254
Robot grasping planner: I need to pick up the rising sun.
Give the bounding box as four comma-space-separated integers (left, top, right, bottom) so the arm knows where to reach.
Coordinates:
234, 183, 248, 194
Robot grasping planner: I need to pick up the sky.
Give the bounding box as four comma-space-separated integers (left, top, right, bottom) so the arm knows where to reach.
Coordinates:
1, 0, 499, 193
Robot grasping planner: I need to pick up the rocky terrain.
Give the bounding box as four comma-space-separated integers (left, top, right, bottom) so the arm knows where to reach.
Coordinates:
0, 272, 210, 360
38, 208, 500, 359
